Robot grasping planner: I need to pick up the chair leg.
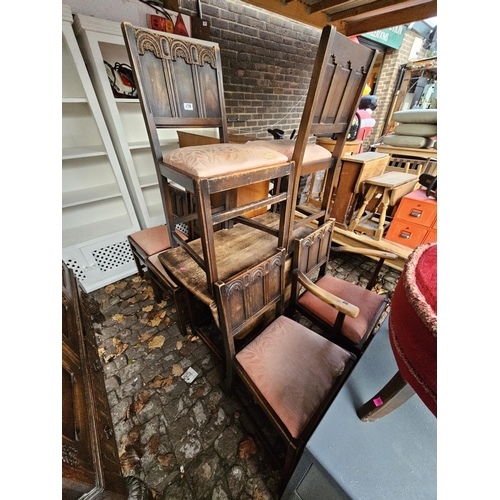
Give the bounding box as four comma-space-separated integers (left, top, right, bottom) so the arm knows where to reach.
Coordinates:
356, 370, 415, 422
130, 245, 145, 278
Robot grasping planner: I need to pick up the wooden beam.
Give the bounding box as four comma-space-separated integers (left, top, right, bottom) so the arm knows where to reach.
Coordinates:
343, 1, 437, 36
240, 0, 326, 30
308, 0, 352, 15
327, 0, 424, 23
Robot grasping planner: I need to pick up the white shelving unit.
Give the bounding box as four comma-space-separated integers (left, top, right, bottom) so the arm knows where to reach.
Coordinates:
62, 4, 141, 292
72, 13, 183, 229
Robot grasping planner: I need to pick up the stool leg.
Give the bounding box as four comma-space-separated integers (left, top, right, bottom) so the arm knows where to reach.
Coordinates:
374, 188, 390, 240
356, 370, 415, 422
349, 184, 377, 231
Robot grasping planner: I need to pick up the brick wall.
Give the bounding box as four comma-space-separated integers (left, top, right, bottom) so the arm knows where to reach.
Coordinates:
179, 0, 425, 145
180, 0, 322, 139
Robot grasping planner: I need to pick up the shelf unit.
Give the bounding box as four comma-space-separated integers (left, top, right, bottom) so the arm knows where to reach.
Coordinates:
62, 4, 141, 292
72, 13, 183, 229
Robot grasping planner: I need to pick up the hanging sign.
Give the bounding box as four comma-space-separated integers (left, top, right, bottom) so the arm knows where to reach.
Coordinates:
361, 25, 407, 49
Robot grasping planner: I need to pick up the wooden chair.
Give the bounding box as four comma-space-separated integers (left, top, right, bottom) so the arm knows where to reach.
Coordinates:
214, 248, 356, 486
128, 225, 188, 278
290, 219, 397, 355
122, 23, 294, 297
250, 26, 378, 239
145, 251, 193, 336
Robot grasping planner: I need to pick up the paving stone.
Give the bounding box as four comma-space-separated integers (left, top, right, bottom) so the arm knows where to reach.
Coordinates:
89, 253, 401, 499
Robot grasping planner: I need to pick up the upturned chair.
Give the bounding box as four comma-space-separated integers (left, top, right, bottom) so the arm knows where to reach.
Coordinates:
290, 219, 397, 355
214, 248, 355, 486
249, 26, 378, 237
122, 23, 295, 298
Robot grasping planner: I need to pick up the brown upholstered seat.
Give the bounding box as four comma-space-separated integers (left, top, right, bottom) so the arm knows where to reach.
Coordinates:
290, 219, 397, 354
236, 315, 351, 438
297, 277, 386, 345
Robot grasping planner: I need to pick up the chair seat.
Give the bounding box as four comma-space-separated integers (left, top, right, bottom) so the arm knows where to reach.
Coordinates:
129, 226, 187, 256
298, 276, 386, 344
236, 315, 351, 439
147, 252, 178, 288
250, 139, 332, 164
163, 143, 289, 178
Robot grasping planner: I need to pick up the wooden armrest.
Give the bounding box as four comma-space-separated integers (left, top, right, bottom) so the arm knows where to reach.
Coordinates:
331, 245, 398, 260
293, 269, 360, 318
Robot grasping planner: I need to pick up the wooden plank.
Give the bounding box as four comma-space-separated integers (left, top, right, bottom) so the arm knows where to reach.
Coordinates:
331, 226, 412, 271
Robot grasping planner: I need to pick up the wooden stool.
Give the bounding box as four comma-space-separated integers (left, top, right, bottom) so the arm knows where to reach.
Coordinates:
128, 225, 187, 278
348, 172, 418, 240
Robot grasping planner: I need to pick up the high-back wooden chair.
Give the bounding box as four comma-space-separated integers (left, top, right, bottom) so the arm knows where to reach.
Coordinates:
250, 27, 377, 238
290, 218, 397, 355
122, 23, 295, 297
214, 247, 355, 486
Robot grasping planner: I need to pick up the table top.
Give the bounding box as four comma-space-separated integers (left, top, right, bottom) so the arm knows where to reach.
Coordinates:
305, 317, 436, 499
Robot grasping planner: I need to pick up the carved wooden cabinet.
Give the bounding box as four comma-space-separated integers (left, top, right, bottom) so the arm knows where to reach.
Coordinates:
62, 261, 127, 500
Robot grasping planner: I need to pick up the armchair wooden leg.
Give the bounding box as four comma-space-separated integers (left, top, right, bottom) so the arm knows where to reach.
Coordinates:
356, 370, 415, 422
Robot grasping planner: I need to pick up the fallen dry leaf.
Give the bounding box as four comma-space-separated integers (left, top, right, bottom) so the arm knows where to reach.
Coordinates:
128, 400, 145, 418
139, 332, 154, 343
137, 390, 151, 404
105, 284, 116, 293
113, 338, 129, 356
103, 353, 116, 363
127, 425, 141, 442
158, 300, 167, 308
132, 276, 142, 283
128, 297, 138, 304
157, 453, 174, 467
148, 335, 165, 350
176, 340, 183, 350
238, 436, 258, 459
148, 310, 168, 327
98, 347, 105, 357
119, 445, 141, 473
253, 490, 266, 500
142, 305, 154, 312
149, 434, 160, 454
190, 336, 200, 342
112, 314, 125, 323
148, 375, 174, 388
172, 364, 183, 377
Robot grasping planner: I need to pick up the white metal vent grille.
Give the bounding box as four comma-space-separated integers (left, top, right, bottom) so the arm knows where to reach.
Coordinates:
92, 241, 134, 273
65, 259, 87, 281
175, 223, 189, 236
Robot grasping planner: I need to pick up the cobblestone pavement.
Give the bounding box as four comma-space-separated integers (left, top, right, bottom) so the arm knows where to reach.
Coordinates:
90, 251, 401, 500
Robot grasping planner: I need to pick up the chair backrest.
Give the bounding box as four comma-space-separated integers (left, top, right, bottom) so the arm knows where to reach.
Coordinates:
214, 248, 286, 347
292, 219, 334, 292
290, 26, 377, 230
122, 22, 228, 168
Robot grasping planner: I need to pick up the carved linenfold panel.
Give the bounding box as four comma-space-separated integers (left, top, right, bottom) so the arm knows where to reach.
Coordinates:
217, 250, 285, 335
134, 27, 217, 68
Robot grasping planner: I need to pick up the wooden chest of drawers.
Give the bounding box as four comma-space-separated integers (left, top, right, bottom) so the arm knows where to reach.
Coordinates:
385, 188, 437, 249
62, 262, 127, 500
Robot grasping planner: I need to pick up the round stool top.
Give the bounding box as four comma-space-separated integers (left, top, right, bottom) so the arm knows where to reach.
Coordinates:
389, 242, 437, 416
